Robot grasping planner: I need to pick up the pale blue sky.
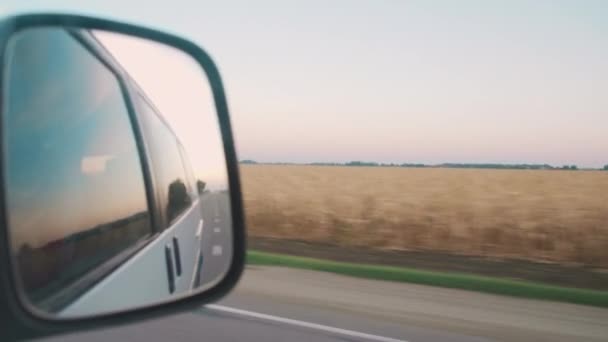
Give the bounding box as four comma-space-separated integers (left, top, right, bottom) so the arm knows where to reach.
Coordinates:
3, 1, 608, 167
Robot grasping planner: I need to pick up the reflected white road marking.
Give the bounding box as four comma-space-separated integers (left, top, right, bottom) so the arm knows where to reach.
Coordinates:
213, 227, 221, 233
206, 305, 407, 342
212, 245, 223, 256
196, 220, 204, 238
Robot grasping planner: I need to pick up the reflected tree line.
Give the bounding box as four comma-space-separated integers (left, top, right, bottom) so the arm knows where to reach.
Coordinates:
16, 211, 150, 309
166, 178, 207, 222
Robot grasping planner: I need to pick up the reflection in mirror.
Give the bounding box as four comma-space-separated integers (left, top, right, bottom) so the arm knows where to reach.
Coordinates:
2, 27, 232, 318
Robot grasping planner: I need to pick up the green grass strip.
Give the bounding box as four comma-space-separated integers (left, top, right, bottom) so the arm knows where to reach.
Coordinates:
247, 250, 608, 308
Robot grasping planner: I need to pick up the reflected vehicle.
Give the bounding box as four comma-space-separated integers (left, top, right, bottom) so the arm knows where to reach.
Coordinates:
3, 27, 232, 317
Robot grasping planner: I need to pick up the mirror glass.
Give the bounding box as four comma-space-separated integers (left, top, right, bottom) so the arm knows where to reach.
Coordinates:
1, 27, 233, 318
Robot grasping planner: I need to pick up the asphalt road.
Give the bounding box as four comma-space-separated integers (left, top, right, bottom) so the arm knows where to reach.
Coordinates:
197, 191, 232, 287
39, 265, 608, 342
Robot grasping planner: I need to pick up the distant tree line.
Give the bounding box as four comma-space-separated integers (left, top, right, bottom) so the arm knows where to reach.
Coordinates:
438, 163, 577, 170
240, 160, 608, 171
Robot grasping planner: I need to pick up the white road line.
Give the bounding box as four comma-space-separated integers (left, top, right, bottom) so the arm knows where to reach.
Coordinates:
206, 304, 407, 342
212, 245, 223, 256
213, 227, 221, 233
195, 220, 204, 238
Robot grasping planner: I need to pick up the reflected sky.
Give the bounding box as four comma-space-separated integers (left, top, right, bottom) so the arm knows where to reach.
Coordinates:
95, 31, 230, 190
4, 28, 148, 248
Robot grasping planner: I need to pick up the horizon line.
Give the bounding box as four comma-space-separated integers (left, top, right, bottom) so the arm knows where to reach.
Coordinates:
239, 160, 607, 170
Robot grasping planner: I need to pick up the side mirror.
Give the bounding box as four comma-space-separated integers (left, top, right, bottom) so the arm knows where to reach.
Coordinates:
0, 13, 245, 340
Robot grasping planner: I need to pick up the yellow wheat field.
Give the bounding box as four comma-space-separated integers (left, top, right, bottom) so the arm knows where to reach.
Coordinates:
240, 165, 608, 267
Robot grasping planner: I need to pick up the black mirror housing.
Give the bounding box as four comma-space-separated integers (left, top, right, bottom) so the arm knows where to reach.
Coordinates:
0, 13, 246, 341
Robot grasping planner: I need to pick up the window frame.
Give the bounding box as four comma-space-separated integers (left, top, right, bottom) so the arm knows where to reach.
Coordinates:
177, 142, 197, 200
79, 31, 165, 237
130, 90, 195, 228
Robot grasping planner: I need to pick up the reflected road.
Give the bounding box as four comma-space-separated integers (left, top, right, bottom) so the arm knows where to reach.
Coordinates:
198, 191, 232, 286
